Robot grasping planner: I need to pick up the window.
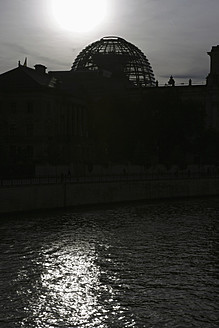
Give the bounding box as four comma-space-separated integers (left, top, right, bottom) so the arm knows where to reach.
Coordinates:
26, 124, 33, 136
10, 102, 17, 114
27, 101, 33, 113
47, 102, 51, 115
9, 145, 17, 161
9, 124, 16, 136
26, 145, 33, 160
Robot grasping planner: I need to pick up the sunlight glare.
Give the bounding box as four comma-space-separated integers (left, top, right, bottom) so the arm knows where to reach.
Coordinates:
51, 0, 108, 33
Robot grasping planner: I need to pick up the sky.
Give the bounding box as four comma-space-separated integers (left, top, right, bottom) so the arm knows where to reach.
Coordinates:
0, 0, 219, 84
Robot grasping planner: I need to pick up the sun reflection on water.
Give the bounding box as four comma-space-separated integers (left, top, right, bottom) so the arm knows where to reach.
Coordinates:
21, 239, 129, 327
3, 203, 218, 327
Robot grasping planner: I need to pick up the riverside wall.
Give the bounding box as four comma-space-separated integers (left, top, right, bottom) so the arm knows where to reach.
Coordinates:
1, 177, 219, 214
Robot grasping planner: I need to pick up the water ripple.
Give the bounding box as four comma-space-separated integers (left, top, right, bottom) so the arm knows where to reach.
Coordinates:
0, 198, 218, 327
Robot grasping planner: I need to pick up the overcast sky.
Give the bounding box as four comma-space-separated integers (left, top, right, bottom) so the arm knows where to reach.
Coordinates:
0, 0, 218, 84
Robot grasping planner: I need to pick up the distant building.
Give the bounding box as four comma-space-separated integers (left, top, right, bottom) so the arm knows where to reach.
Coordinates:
50, 37, 219, 133
71, 36, 156, 87
49, 36, 156, 101
206, 45, 219, 129
0, 37, 219, 176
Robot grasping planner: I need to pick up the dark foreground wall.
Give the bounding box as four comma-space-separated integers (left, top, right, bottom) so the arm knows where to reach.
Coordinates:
0, 177, 219, 213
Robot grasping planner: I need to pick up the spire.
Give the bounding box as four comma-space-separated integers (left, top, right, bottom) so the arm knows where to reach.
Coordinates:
23, 57, 27, 67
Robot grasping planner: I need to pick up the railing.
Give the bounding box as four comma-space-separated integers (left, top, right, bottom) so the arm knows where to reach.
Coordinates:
0, 171, 218, 187
157, 82, 206, 87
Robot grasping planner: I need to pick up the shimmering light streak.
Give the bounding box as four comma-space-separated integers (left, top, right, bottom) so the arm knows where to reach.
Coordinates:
3, 201, 217, 327
20, 240, 126, 327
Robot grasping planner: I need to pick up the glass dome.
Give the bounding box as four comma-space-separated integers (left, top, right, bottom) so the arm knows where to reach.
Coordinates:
71, 36, 155, 87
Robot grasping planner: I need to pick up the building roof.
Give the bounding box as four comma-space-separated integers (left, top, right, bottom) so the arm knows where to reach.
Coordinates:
0, 64, 57, 91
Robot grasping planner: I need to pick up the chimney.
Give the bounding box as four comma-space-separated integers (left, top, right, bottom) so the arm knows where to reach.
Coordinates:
34, 64, 47, 74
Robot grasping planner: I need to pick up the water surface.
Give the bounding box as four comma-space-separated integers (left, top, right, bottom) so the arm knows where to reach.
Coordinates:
0, 198, 218, 327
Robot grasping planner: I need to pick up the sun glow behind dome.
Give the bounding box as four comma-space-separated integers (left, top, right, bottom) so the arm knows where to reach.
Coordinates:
50, 0, 108, 33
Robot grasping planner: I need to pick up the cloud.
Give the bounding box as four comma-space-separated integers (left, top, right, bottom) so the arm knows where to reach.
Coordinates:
0, 41, 72, 72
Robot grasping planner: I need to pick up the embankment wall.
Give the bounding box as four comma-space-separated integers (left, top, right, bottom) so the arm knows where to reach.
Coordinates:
0, 177, 219, 213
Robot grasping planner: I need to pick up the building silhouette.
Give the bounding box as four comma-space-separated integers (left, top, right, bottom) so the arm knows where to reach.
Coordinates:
72, 36, 156, 87
0, 38, 219, 177
0, 63, 89, 177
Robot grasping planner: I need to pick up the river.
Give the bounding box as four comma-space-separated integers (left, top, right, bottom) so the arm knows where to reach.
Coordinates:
0, 198, 218, 327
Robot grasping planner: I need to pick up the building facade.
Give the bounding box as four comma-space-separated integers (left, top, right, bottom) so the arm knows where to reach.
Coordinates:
0, 39, 219, 176
0, 64, 89, 177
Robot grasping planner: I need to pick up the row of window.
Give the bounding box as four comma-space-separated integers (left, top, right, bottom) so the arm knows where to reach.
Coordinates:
6, 101, 83, 115
9, 145, 33, 161
1, 101, 87, 137
8, 101, 34, 114
0, 100, 56, 115
9, 124, 34, 136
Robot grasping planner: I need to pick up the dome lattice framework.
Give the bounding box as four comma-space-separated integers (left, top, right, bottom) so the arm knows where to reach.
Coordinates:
71, 36, 155, 87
